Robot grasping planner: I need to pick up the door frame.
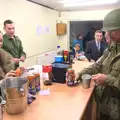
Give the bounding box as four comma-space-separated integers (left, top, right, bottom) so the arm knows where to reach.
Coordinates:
67, 20, 103, 50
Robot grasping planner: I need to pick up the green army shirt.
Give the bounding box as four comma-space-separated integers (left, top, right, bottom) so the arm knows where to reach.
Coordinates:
2, 34, 26, 59
77, 43, 120, 119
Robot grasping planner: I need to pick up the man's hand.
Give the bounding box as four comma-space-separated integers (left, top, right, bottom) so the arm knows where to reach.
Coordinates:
12, 58, 20, 64
92, 73, 107, 85
20, 56, 25, 62
5, 70, 17, 78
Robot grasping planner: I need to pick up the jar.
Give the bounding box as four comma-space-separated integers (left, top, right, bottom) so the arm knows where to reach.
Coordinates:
66, 69, 75, 86
27, 74, 36, 95
33, 72, 40, 92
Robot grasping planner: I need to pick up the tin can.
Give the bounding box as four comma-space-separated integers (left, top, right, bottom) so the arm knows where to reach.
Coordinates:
66, 69, 75, 82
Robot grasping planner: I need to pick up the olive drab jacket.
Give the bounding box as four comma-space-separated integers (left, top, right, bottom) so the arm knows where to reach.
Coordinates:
2, 34, 26, 58
2, 34, 26, 69
0, 49, 14, 80
78, 43, 120, 119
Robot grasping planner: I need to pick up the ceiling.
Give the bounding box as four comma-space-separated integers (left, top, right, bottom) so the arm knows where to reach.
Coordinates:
27, 0, 120, 11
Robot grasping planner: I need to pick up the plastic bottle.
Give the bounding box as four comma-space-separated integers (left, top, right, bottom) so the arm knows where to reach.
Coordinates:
57, 45, 62, 55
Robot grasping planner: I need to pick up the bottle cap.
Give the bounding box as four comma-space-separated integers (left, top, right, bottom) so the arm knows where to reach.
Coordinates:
57, 46, 60, 48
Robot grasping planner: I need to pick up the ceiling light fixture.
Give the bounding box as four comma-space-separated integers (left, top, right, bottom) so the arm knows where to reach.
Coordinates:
59, 0, 86, 3
63, 0, 118, 7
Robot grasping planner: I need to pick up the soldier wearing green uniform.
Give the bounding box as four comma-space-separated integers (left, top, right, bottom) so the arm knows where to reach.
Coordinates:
0, 31, 14, 80
2, 20, 26, 69
76, 8, 120, 120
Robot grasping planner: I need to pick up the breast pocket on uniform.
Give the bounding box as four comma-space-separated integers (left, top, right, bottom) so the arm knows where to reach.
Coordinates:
111, 62, 120, 77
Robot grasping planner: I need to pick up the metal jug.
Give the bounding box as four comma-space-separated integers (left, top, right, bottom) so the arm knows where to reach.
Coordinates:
1, 77, 28, 115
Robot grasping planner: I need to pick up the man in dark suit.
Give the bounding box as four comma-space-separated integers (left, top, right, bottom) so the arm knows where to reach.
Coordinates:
85, 30, 107, 62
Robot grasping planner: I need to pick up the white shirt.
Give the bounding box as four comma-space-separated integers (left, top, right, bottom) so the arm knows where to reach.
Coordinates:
95, 40, 101, 51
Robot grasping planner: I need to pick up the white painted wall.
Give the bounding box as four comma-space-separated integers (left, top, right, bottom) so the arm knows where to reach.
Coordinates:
0, 0, 58, 67
59, 9, 113, 49
0, 0, 116, 67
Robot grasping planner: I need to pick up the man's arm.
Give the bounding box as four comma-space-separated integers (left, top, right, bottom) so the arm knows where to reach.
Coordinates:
93, 71, 120, 97
76, 49, 109, 81
0, 49, 14, 73
85, 42, 92, 61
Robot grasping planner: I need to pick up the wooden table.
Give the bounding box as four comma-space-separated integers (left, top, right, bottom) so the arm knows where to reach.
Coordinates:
4, 61, 94, 120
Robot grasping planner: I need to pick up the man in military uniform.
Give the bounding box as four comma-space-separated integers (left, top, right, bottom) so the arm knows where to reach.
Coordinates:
76, 8, 120, 120
2, 20, 26, 69
0, 31, 17, 98
0, 31, 15, 80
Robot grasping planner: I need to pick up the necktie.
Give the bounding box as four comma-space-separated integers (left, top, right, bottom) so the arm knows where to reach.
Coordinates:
97, 42, 100, 51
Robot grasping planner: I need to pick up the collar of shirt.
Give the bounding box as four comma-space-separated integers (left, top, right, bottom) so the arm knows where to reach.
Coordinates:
6, 34, 17, 44
95, 40, 101, 51
95, 40, 101, 44
5, 34, 15, 40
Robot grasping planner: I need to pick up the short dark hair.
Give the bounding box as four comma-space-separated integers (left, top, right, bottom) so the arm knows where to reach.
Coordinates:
4, 19, 14, 26
95, 30, 103, 34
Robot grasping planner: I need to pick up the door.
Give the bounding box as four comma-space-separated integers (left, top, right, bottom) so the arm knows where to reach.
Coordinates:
69, 20, 103, 50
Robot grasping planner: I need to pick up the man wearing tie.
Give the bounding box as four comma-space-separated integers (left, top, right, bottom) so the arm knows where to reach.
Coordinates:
85, 30, 107, 62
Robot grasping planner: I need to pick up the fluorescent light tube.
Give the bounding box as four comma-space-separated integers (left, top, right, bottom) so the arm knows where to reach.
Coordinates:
64, 0, 118, 7
60, 0, 85, 3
